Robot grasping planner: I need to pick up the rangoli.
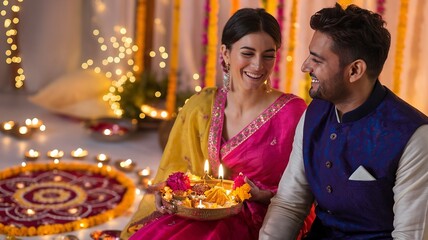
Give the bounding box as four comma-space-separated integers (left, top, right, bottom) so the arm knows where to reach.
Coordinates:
0, 162, 135, 237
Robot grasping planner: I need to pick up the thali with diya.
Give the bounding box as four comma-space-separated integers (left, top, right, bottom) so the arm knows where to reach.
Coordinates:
161, 178, 247, 221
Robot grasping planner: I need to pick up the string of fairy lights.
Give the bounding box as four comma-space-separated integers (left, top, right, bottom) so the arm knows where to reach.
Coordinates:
1, 0, 25, 89
0, 1, 409, 116
81, 27, 139, 117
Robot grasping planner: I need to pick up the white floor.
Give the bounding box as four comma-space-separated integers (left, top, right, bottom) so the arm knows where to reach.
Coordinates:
0, 91, 163, 240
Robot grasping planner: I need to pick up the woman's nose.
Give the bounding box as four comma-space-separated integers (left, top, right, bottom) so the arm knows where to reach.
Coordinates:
251, 58, 263, 70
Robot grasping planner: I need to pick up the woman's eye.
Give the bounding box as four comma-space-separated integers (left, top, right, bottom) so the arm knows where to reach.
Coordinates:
241, 52, 254, 57
264, 55, 276, 59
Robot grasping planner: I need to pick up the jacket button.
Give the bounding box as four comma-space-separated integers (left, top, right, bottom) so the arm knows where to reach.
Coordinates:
327, 210, 333, 214
330, 133, 337, 140
325, 161, 332, 168
326, 185, 332, 193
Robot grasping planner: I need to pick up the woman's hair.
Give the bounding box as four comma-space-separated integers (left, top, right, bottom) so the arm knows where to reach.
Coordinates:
220, 8, 281, 71
310, 3, 391, 80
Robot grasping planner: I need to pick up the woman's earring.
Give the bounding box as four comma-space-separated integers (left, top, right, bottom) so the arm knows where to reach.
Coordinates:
223, 63, 231, 91
265, 78, 272, 93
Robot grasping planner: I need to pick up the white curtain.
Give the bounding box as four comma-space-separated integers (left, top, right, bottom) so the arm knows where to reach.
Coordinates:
1, 0, 427, 114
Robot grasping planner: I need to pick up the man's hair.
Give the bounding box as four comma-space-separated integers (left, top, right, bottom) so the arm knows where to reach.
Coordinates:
310, 3, 391, 80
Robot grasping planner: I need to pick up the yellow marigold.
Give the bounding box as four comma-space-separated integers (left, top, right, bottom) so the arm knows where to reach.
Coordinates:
232, 183, 252, 202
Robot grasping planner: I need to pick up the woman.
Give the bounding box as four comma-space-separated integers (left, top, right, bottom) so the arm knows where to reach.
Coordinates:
121, 8, 313, 240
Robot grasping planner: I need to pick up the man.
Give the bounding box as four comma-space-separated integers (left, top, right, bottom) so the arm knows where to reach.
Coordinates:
259, 3, 428, 239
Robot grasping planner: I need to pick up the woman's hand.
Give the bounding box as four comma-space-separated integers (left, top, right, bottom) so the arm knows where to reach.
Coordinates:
245, 177, 274, 204
152, 182, 177, 214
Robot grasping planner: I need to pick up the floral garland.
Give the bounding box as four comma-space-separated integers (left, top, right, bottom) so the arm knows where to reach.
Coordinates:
199, 0, 210, 89
338, 0, 353, 8
392, 0, 407, 93
166, 0, 181, 115
376, 0, 386, 15
0, 162, 136, 237
134, 0, 146, 76
230, 0, 239, 15
205, 0, 219, 87
265, 0, 278, 16
298, 73, 312, 104
284, 0, 297, 92
272, 0, 284, 89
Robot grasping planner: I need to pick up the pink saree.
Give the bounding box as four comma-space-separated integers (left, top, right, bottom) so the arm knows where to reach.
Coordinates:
128, 88, 311, 240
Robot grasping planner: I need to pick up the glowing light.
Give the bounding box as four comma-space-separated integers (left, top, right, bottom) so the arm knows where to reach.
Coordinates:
3, 0, 24, 88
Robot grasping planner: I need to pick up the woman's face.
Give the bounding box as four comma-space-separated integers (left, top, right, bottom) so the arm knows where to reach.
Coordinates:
222, 32, 277, 92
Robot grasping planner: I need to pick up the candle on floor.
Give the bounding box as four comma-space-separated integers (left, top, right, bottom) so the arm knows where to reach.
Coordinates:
24, 149, 40, 161
137, 167, 151, 187
2, 121, 15, 132
71, 148, 88, 159
47, 149, 64, 159
25, 118, 43, 129
26, 209, 35, 216
116, 159, 135, 172
95, 153, 110, 163
17, 125, 32, 138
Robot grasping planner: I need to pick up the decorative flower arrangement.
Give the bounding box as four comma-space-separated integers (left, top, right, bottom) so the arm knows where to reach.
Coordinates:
231, 173, 252, 203
166, 171, 191, 192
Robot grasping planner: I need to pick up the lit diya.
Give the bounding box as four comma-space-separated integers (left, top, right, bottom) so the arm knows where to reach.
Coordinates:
24, 149, 40, 161
85, 117, 137, 142
47, 149, 64, 159
95, 153, 111, 163
71, 148, 88, 159
115, 159, 136, 172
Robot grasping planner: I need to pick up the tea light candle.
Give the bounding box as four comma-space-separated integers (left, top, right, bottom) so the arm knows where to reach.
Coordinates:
47, 149, 64, 159
26, 208, 36, 216
196, 199, 206, 209
95, 153, 110, 163
17, 125, 32, 138
103, 128, 113, 136
137, 167, 151, 187
71, 148, 88, 159
2, 121, 15, 132
95, 123, 127, 136
24, 149, 40, 161
116, 159, 135, 172
25, 118, 43, 129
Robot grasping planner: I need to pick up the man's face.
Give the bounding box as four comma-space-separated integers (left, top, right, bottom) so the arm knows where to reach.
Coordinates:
301, 31, 351, 103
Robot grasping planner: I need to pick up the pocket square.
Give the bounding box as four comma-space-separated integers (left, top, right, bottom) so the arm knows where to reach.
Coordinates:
349, 165, 376, 181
